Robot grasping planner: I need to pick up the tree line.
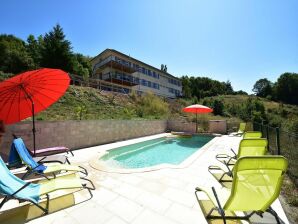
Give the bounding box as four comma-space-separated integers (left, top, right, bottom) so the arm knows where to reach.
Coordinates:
0, 24, 91, 79
181, 76, 247, 99
252, 73, 298, 105
181, 73, 298, 106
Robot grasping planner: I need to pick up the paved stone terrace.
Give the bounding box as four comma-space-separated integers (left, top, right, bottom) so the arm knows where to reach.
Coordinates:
26, 134, 289, 224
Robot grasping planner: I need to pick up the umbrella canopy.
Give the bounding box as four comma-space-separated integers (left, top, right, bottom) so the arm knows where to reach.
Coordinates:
183, 104, 213, 113
0, 68, 70, 124
183, 104, 213, 133
0, 68, 70, 154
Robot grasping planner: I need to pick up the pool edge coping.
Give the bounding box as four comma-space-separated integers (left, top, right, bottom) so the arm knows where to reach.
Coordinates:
89, 133, 222, 173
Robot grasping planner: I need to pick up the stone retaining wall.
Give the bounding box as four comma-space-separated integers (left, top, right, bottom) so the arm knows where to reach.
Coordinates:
0, 120, 167, 161
0, 119, 229, 161
167, 120, 196, 133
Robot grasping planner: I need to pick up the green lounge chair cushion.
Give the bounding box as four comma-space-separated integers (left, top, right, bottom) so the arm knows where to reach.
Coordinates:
237, 138, 268, 158
200, 156, 287, 214
38, 173, 83, 196
43, 164, 82, 174
224, 156, 288, 212
243, 131, 262, 138
238, 123, 246, 133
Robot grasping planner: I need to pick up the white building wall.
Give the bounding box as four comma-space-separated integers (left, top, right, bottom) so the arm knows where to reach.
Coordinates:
92, 49, 182, 98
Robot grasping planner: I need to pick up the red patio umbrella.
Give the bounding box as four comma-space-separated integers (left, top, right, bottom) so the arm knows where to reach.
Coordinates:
0, 68, 70, 155
183, 104, 213, 133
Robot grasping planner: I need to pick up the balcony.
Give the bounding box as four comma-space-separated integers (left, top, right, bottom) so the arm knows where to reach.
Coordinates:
101, 72, 139, 86
93, 56, 137, 74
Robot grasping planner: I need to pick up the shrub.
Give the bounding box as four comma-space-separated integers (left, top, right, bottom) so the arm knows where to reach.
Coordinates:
137, 92, 169, 118
288, 118, 298, 133
212, 99, 224, 116
129, 90, 138, 101
75, 105, 87, 120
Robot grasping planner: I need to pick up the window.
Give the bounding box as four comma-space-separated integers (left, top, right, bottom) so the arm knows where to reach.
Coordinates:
153, 83, 159, 89
123, 88, 129, 94
102, 85, 112, 91
134, 77, 140, 84
147, 81, 151, 87
116, 73, 122, 80
123, 74, 131, 82
142, 79, 147, 86
102, 73, 110, 80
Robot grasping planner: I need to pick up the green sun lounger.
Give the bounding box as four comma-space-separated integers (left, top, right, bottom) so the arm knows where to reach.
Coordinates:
11, 138, 87, 180
0, 156, 94, 214
243, 131, 262, 138
211, 138, 268, 182
229, 122, 246, 136
216, 131, 263, 162
216, 137, 267, 165
196, 156, 288, 224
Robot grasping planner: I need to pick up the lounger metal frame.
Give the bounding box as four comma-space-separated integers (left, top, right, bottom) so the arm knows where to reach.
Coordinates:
0, 177, 95, 215
195, 186, 284, 224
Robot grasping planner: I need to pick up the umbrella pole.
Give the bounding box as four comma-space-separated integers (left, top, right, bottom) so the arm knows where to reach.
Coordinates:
21, 85, 36, 156
196, 113, 198, 133
32, 102, 36, 156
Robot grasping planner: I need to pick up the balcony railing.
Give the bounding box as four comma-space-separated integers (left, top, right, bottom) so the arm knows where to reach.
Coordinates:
101, 72, 139, 86
93, 56, 137, 74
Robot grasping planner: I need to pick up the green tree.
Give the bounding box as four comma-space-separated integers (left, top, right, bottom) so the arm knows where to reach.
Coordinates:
181, 76, 192, 98
275, 73, 298, 105
184, 76, 230, 99
224, 80, 234, 95
252, 78, 273, 97
40, 24, 74, 72
234, 90, 248, 95
0, 34, 34, 73
212, 99, 224, 115
26, 34, 42, 68
239, 97, 266, 122
72, 53, 92, 79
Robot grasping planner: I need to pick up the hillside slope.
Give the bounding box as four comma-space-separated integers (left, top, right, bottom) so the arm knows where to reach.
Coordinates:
35, 85, 169, 121
34, 85, 298, 132
201, 95, 298, 131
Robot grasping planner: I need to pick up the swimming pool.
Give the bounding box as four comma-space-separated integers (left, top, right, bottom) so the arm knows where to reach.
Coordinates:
100, 135, 214, 169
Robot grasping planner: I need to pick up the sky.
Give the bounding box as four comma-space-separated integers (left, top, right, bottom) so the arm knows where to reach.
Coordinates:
1, 0, 297, 93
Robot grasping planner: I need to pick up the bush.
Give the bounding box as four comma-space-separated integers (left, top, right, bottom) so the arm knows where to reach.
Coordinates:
136, 92, 169, 118
288, 118, 298, 133
129, 90, 138, 101
212, 99, 224, 116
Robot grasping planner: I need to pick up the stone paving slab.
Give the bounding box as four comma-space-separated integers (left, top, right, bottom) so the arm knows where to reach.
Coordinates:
16, 134, 289, 224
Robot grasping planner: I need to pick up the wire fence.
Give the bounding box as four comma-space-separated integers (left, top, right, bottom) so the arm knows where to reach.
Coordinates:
253, 122, 298, 186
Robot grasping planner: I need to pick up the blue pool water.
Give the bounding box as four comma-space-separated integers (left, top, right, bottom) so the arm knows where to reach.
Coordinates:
100, 135, 214, 169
